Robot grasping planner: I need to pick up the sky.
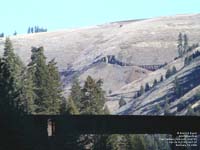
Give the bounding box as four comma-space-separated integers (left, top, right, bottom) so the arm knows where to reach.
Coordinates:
1, 0, 200, 35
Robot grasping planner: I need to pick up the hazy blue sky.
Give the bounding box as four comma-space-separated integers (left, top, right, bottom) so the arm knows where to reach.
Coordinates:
1, 0, 200, 35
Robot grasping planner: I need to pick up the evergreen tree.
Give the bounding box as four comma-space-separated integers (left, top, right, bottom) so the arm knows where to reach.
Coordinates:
165, 68, 171, 79
20, 70, 36, 114
3, 37, 24, 108
0, 32, 4, 37
172, 66, 177, 75
106, 134, 121, 150
155, 104, 162, 114
13, 31, 17, 36
124, 135, 133, 150
93, 134, 108, 150
0, 57, 29, 150
27, 27, 31, 34
183, 34, 188, 53
60, 97, 68, 115
66, 96, 79, 115
174, 76, 182, 98
0, 57, 17, 114
139, 85, 144, 96
164, 97, 171, 116
145, 83, 150, 92
177, 32, 183, 57
46, 59, 62, 114
184, 56, 189, 66
59, 97, 80, 149
34, 26, 38, 33
187, 106, 196, 116
31, 27, 33, 33
28, 47, 63, 114
70, 77, 82, 111
128, 135, 146, 150
80, 76, 105, 114
78, 76, 106, 149
28, 47, 49, 114
0, 43, 42, 149
3, 37, 24, 83
28, 47, 54, 114
160, 75, 164, 82
153, 79, 158, 87
119, 96, 126, 107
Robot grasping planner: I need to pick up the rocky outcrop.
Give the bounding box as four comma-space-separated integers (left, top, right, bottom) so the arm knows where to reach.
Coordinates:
100, 55, 130, 66
99, 55, 166, 71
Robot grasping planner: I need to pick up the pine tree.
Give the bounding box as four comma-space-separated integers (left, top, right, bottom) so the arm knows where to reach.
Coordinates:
66, 96, 79, 115
119, 96, 126, 107
172, 66, 177, 75
28, 47, 63, 114
164, 97, 171, 116
28, 47, 50, 114
174, 76, 182, 98
177, 33, 183, 57
106, 134, 121, 150
124, 135, 133, 150
165, 68, 171, 79
0, 57, 28, 150
31, 27, 33, 33
3, 37, 24, 108
184, 57, 189, 66
59, 97, 80, 149
80, 76, 95, 114
3, 38, 24, 85
27, 27, 31, 34
0, 32, 4, 37
80, 76, 105, 114
153, 79, 158, 87
183, 34, 188, 53
70, 77, 82, 111
93, 134, 108, 150
0, 57, 17, 114
155, 104, 162, 114
46, 59, 62, 114
127, 135, 146, 150
13, 31, 17, 36
187, 106, 196, 116
20, 70, 36, 114
139, 85, 144, 96
160, 75, 164, 82
145, 83, 150, 92
78, 77, 107, 149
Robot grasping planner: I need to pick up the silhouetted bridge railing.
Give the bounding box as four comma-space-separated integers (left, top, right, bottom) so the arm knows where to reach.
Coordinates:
26, 115, 200, 136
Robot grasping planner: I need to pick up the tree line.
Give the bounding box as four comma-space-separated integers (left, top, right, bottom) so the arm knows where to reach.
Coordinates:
0, 26, 48, 38
27, 26, 47, 34
0, 31, 17, 37
177, 33, 199, 58
0, 37, 106, 149
0, 38, 171, 150
132, 65, 176, 99
184, 50, 200, 66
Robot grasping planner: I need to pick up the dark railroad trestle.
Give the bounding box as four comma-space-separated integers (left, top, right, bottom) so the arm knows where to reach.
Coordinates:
24, 115, 200, 136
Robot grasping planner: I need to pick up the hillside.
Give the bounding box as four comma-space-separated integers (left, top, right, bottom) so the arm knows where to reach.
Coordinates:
1, 13, 200, 115
1, 14, 200, 68
115, 47, 200, 115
